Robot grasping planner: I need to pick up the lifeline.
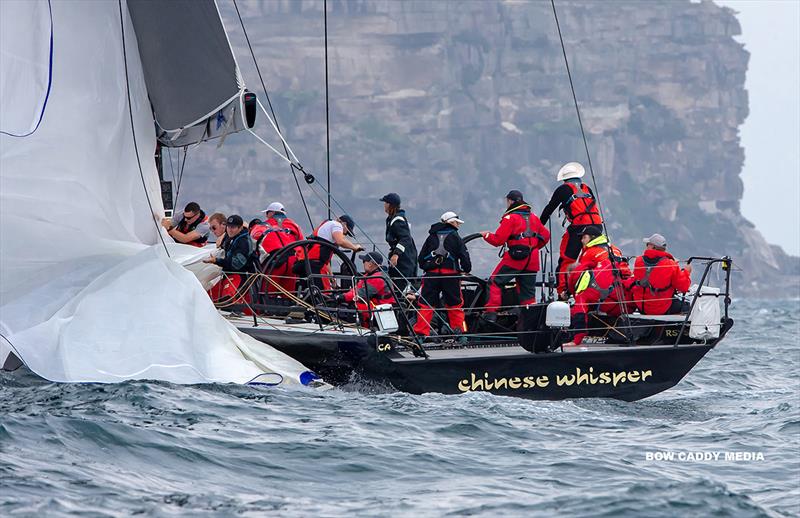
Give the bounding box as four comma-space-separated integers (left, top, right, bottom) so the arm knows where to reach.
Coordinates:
457, 367, 653, 392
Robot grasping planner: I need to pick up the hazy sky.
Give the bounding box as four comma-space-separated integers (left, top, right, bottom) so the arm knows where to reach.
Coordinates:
716, 0, 800, 255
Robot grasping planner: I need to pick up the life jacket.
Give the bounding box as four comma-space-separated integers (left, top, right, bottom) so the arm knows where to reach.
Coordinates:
422, 228, 456, 270
506, 209, 545, 261
575, 261, 616, 302
298, 220, 336, 265
563, 180, 602, 226
176, 210, 208, 247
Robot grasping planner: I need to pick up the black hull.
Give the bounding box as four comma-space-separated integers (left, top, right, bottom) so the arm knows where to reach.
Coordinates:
240, 327, 714, 402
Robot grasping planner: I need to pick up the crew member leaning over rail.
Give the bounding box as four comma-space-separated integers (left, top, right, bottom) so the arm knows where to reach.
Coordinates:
480, 190, 550, 322
162, 201, 210, 247
337, 252, 396, 328
630, 233, 692, 315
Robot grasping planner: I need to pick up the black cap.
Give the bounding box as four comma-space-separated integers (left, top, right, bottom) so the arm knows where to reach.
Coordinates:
580, 225, 603, 237
248, 218, 263, 228
358, 251, 384, 265
380, 193, 401, 206
226, 215, 244, 227
506, 190, 524, 202
339, 214, 355, 236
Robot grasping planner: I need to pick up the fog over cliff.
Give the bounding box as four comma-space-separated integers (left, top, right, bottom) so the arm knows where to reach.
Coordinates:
174, 0, 798, 296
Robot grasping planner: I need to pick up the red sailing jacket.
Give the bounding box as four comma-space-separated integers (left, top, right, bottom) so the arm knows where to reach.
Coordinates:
630, 249, 691, 315
564, 181, 603, 226
483, 203, 550, 271
344, 269, 395, 305
258, 216, 304, 254
568, 235, 631, 293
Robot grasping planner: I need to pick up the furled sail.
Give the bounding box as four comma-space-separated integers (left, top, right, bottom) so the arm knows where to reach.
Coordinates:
0, 0, 314, 385
127, 0, 256, 147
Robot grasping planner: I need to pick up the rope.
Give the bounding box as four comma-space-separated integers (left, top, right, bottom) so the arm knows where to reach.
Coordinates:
117, 0, 170, 258
550, 0, 631, 329
231, 0, 315, 230
323, 0, 332, 219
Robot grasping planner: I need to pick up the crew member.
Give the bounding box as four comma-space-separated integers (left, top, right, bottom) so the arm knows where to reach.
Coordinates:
413, 211, 472, 342
630, 233, 692, 315
340, 251, 396, 328
381, 193, 418, 290
539, 162, 603, 297
256, 202, 305, 294
563, 227, 631, 346
480, 190, 550, 322
204, 215, 254, 303
161, 201, 210, 247
208, 212, 227, 248
294, 214, 362, 292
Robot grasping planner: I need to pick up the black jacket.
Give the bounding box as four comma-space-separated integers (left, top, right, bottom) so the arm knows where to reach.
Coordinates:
385, 209, 418, 277
417, 222, 471, 273
218, 228, 253, 273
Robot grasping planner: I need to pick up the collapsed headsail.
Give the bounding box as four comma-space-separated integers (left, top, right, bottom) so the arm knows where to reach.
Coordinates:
0, 0, 314, 386
127, 0, 256, 147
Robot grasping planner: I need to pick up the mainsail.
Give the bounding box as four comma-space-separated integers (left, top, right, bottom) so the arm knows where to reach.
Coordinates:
0, 0, 314, 385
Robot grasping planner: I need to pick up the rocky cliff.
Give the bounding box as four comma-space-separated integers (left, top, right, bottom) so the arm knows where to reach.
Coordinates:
177, 0, 798, 296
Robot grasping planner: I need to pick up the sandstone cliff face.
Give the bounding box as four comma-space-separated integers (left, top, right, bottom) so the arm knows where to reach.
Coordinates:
179, 0, 798, 295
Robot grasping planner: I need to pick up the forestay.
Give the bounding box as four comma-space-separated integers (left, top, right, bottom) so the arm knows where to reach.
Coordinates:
0, 0, 315, 385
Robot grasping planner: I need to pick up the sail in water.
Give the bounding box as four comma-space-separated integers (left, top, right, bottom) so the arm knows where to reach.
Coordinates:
0, 0, 319, 386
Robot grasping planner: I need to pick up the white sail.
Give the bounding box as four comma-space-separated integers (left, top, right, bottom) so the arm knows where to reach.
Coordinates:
0, 0, 316, 385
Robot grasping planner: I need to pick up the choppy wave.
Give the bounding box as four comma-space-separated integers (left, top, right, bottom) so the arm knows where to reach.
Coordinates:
1, 299, 798, 517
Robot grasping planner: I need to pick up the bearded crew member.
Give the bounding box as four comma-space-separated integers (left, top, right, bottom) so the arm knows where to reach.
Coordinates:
338, 251, 396, 328
539, 162, 603, 298
204, 215, 254, 303
161, 201, 210, 247
631, 233, 692, 315
251, 202, 305, 294
294, 214, 362, 292
413, 211, 472, 342
564, 226, 632, 346
480, 190, 550, 322
380, 193, 418, 290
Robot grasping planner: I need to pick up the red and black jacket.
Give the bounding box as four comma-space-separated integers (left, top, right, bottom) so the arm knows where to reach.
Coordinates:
418, 222, 471, 274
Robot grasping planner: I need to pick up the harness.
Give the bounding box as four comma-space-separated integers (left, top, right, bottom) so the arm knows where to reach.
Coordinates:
634, 255, 671, 294
422, 228, 456, 268
576, 269, 615, 302
509, 212, 545, 242
176, 210, 208, 246
562, 179, 602, 225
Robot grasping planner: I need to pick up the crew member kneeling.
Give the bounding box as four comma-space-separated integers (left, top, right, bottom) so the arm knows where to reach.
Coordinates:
339, 252, 396, 328
413, 211, 472, 341
631, 233, 692, 315
480, 190, 550, 321
204, 215, 254, 304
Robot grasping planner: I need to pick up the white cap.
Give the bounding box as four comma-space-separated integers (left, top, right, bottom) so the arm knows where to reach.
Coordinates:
440, 211, 464, 224
262, 202, 286, 213
557, 162, 586, 181
643, 233, 667, 248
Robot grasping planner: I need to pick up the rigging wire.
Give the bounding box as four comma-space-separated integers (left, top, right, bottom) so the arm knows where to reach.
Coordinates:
550, 0, 630, 334
117, 0, 170, 258
323, 0, 332, 219
231, 0, 315, 231
173, 146, 188, 211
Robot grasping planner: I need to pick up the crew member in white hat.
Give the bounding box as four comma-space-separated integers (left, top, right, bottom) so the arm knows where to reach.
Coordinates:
412, 211, 472, 343
257, 201, 305, 294
539, 162, 604, 298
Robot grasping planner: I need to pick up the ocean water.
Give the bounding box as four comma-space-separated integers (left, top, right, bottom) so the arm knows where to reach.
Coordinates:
1, 299, 798, 517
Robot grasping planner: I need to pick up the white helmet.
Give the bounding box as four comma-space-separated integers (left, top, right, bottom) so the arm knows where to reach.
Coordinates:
557, 162, 585, 181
